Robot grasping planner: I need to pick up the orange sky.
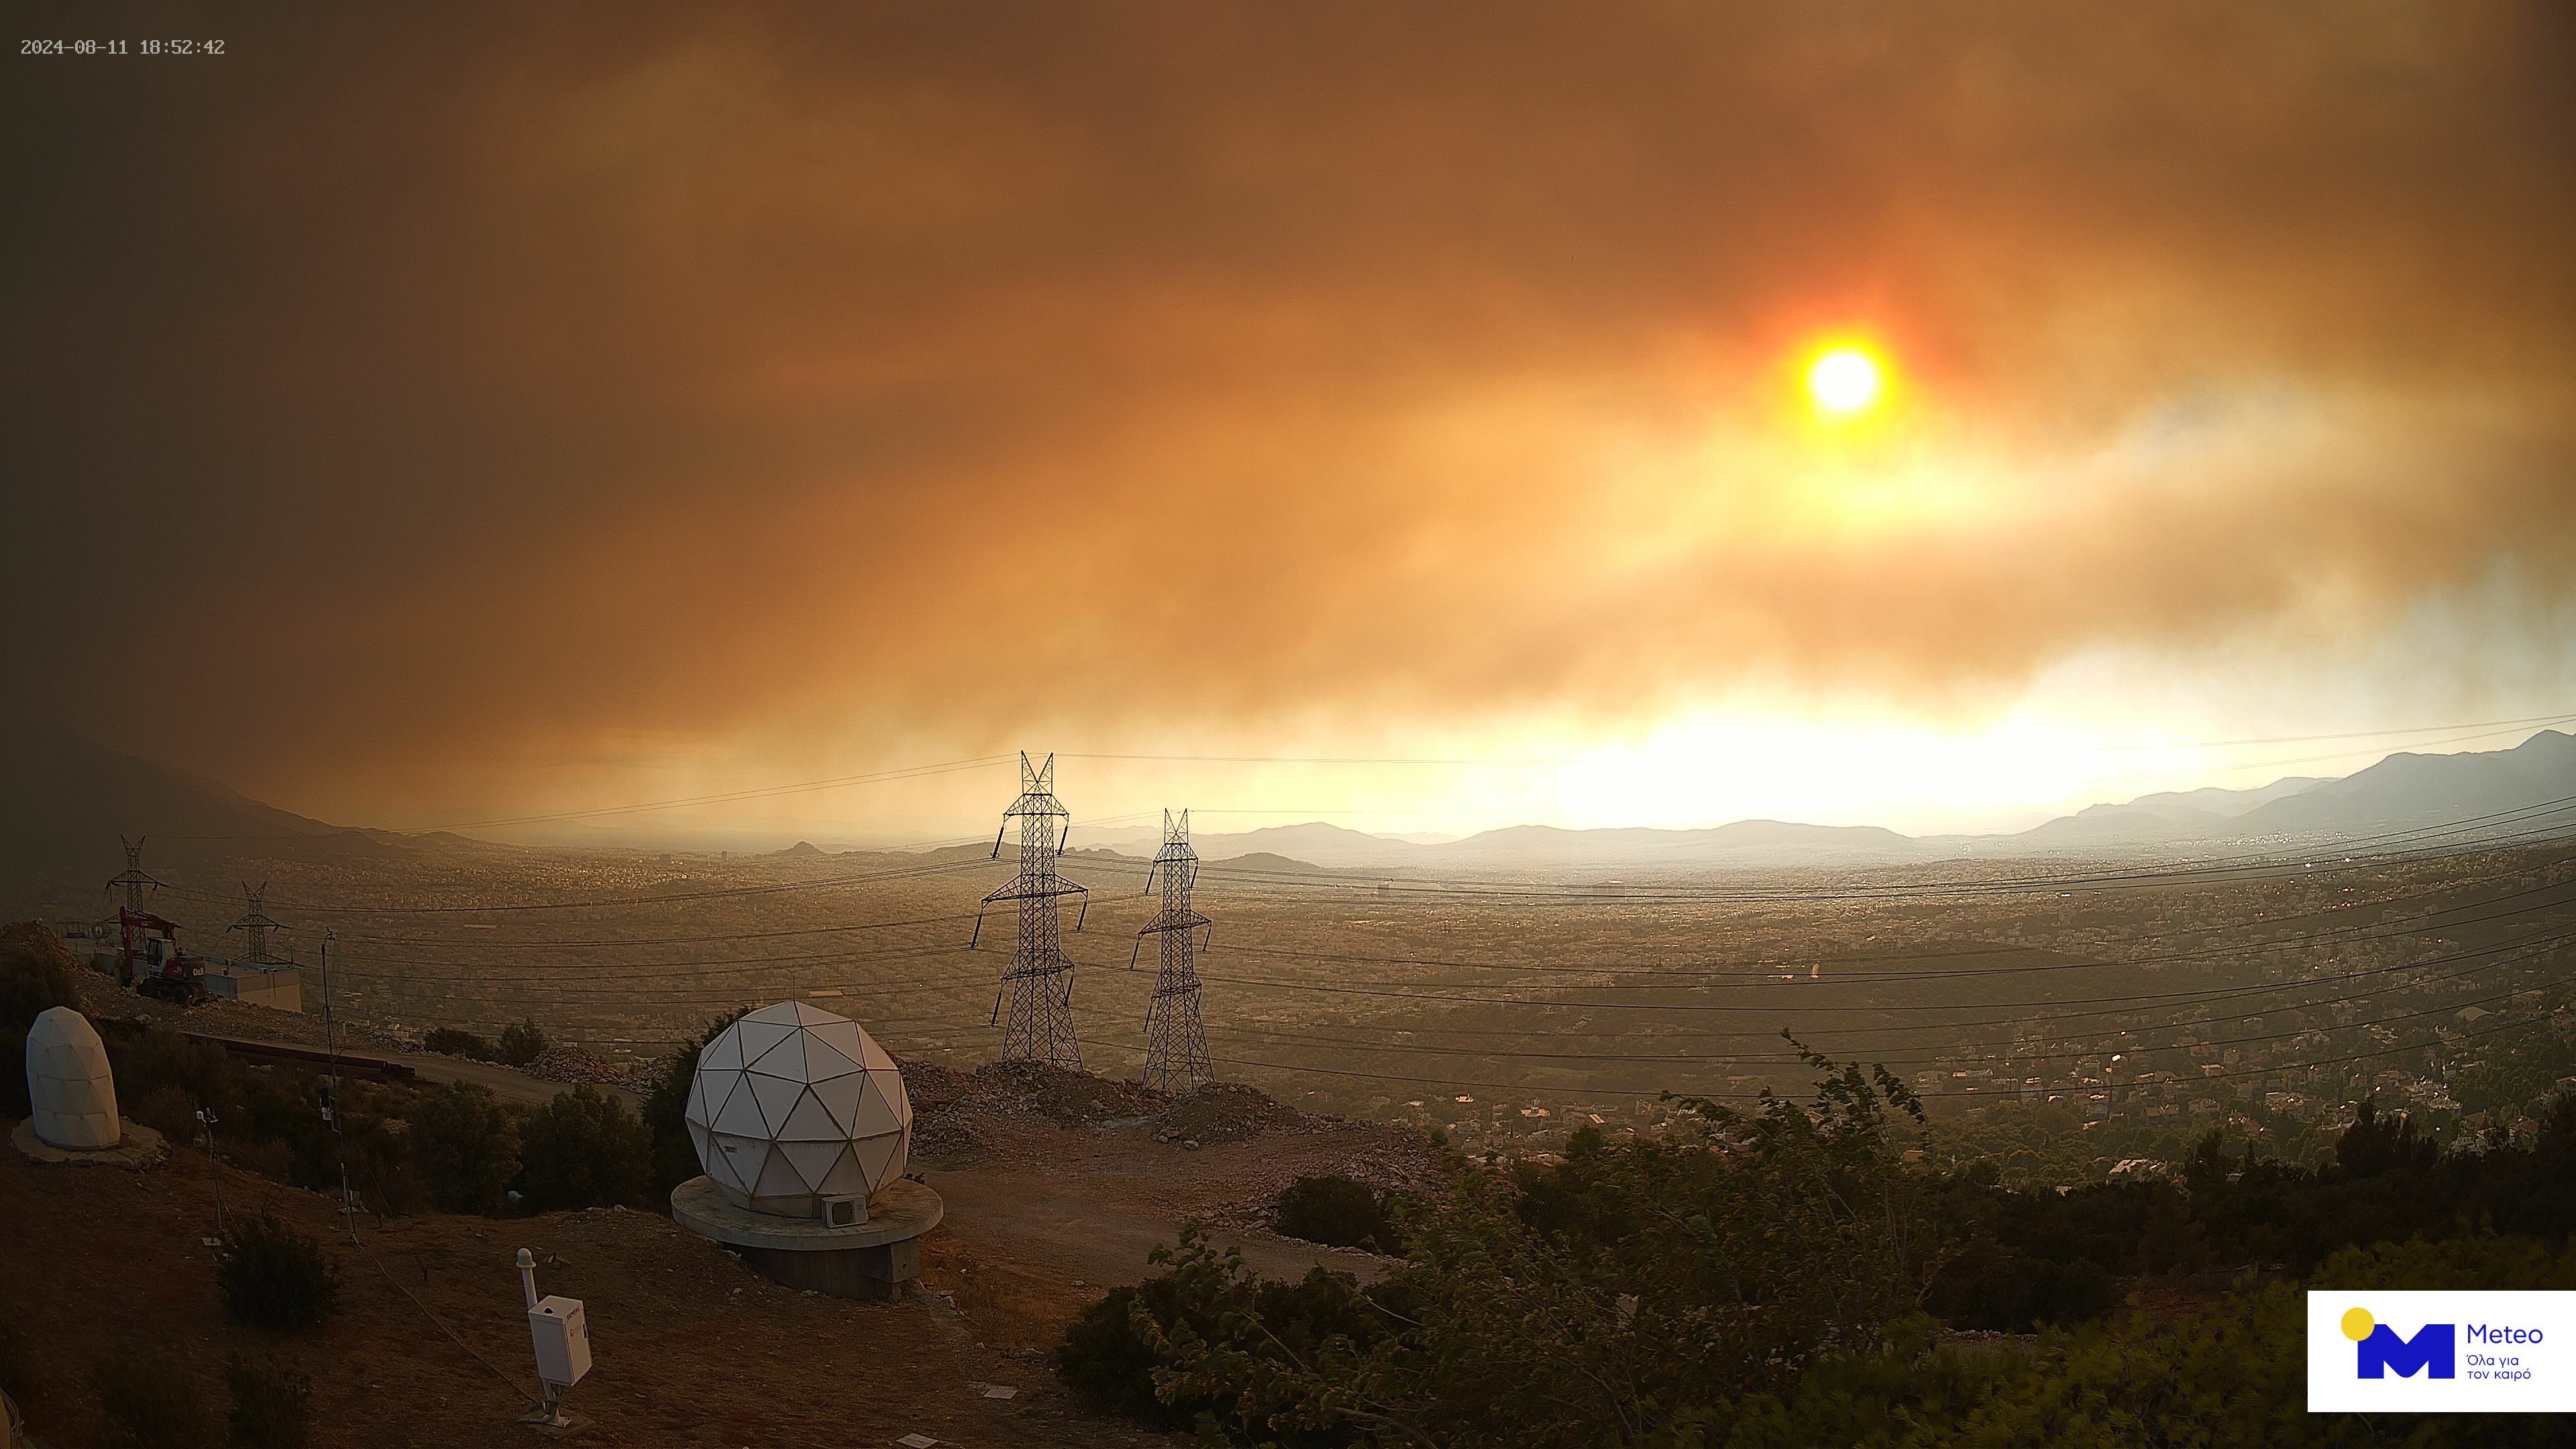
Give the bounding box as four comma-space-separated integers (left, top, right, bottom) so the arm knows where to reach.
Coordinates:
5, 1, 2573, 837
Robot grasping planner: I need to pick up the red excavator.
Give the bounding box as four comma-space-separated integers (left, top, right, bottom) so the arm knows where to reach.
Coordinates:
116, 906, 212, 1006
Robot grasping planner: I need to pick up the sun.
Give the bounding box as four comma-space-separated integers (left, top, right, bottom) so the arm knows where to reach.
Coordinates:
1807, 345, 1884, 415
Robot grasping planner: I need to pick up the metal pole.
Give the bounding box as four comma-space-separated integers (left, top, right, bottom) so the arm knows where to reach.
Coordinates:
320, 930, 358, 1242
198, 1108, 227, 1233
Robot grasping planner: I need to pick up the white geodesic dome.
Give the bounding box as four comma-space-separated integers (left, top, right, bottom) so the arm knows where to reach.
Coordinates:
684, 1001, 911, 1218
26, 1006, 120, 1150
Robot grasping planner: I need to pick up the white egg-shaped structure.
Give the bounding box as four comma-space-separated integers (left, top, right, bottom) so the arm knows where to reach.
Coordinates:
684, 1001, 910, 1218
26, 1007, 121, 1150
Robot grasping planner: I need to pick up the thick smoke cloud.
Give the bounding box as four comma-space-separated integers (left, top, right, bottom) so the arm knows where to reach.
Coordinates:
3, 1, 2571, 816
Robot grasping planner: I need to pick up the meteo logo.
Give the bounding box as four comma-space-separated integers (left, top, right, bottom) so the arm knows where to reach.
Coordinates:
2308, 1291, 2572, 1412
2341, 1307, 2455, 1379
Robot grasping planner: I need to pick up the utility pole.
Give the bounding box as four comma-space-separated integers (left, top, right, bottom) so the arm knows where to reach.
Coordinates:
971, 753, 1089, 1068
1132, 809, 1214, 1093
227, 881, 288, 963
319, 928, 358, 1241
106, 835, 162, 910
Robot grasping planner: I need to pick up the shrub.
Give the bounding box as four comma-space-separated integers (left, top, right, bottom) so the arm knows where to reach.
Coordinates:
90, 1356, 220, 1449
496, 1018, 548, 1068
104, 1024, 241, 1124
1273, 1174, 1401, 1254
0, 922, 80, 1036
421, 1028, 492, 1061
230, 1136, 297, 1182
518, 1085, 652, 1210
216, 1212, 343, 1330
409, 1081, 521, 1213
1058, 1228, 1390, 1438
644, 1007, 752, 1196
130, 1083, 200, 1143
223, 1354, 312, 1449
1057, 1285, 1197, 1428
0, 1027, 25, 1117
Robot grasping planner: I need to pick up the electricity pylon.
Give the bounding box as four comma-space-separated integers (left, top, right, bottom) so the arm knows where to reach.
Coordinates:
106, 835, 162, 910
1132, 809, 1213, 1093
227, 882, 288, 963
972, 753, 1090, 1067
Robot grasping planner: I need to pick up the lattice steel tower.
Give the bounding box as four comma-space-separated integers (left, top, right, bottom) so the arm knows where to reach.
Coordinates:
1132, 809, 1213, 1093
106, 835, 162, 910
227, 882, 288, 964
973, 753, 1091, 1067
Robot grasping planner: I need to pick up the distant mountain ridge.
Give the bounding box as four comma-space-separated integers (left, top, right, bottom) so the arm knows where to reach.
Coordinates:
3, 728, 2569, 877
1077, 731, 2576, 869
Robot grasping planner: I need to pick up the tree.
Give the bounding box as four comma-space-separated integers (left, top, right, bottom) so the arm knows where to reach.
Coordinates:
1128, 1040, 1947, 1448
2335, 1097, 2437, 1180
421, 1028, 492, 1061
644, 1006, 753, 1195
0, 921, 80, 1035
519, 1085, 651, 1210
1274, 1175, 1402, 1254
496, 1018, 549, 1068
408, 1081, 522, 1214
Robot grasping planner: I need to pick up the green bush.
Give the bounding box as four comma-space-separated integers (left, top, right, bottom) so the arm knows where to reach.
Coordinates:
1273, 1174, 1402, 1254
421, 1027, 492, 1061
0, 921, 80, 1036
223, 1354, 312, 1449
496, 1018, 549, 1067
90, 1355, 220, 1449
644, 1008, 752, 1197
1057, 1242, 1381, 1436
409, 1081, 522, 1213
216, 1212, 343, 1330
519, 1085, 651, 1210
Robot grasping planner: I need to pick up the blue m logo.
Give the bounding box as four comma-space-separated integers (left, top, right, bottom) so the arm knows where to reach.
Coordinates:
2358, 1322, 2456, 1379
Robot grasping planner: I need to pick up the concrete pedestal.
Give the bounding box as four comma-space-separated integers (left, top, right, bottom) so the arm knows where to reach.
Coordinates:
13, 1118, 165, 1168
670, 1175, 942, 1301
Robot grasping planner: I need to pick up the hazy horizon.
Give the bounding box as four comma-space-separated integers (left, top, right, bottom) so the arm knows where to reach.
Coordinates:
7, 2, 2573, 837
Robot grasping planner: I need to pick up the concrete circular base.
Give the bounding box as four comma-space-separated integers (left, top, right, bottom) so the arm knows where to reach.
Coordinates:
12, 1118, 166, 1168
671, 1175, 941, 1301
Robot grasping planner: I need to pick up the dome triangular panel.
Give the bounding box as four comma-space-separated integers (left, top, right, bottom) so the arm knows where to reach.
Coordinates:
745, 1071, 805, 1132
802, 1032, 864, 1081
810, 1073, 867, 1134
849, 1077, 905, 1138
697, 1030, 745, 1073
710, 1077, 769, 1138
777, 1138, 849, 1193
777, 1091, 841, 1142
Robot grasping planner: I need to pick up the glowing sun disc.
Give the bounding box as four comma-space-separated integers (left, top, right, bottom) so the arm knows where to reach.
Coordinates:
1807, 347, 1883, 413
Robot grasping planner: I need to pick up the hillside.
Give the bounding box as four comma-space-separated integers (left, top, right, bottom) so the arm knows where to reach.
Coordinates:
0, 729, 374, 869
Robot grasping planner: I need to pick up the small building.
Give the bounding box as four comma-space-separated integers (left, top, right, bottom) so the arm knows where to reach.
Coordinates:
199, 959, 303, 1013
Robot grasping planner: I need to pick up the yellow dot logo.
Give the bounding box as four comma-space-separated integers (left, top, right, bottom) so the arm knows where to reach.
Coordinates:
2341, 1307, 2376, 1342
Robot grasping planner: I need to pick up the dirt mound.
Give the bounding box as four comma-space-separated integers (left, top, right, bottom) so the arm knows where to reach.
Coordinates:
1, 918, 84, 975
952, 1059, 1167, 1124
1151, 1081, 1301, 1146
523, 1042, 653, 1091
909, 1116, 990, 1165
897, 1056, 972, 1112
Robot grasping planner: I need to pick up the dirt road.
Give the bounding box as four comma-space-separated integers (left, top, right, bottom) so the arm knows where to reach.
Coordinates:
183, 1024, 644, 1112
